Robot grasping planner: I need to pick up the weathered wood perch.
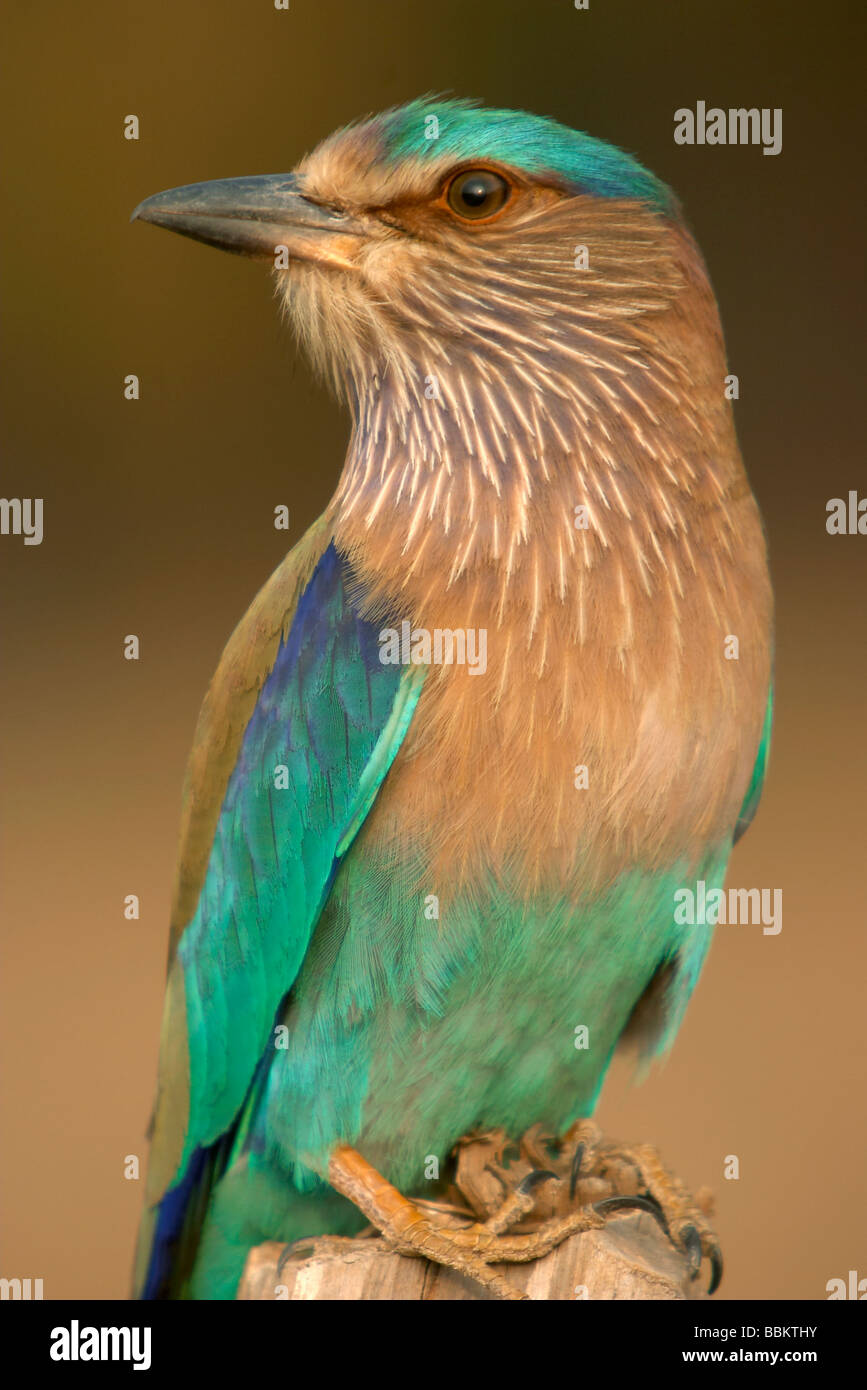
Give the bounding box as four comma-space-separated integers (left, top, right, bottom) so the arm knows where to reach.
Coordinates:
237, 1124, 717, 1300
239, 1209, 706, 1300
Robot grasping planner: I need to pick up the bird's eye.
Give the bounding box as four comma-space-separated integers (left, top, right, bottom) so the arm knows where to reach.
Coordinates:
446, 169, 511, 221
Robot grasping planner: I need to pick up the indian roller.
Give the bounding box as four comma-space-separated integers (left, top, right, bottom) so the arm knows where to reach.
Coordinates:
131, 98, 773, 1300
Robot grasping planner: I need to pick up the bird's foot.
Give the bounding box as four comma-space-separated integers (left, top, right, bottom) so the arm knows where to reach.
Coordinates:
327, 1144, 533, 1298
552, 1120, 723, 1294
325, 1141, 664, 1301
323, 1124, 721, 1299
435, 1119, 722, 1295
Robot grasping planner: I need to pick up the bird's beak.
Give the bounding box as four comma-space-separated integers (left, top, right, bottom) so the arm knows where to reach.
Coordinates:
131, 174, 364, 269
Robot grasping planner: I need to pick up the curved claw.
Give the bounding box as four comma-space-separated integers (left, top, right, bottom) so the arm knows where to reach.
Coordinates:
707, 1245, 724, 1295
483, 1160, 510, 1193
681, 1224, 703, 1275
517, 1168, 559, 1195
681, 1224, 724, 1294
276, 1241, 313, 1277
569, 1142, 585, 1201
594, 1193, 669, 1238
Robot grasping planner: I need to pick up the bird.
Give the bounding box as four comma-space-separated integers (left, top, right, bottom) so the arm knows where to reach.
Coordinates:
131, 96, 773, 1301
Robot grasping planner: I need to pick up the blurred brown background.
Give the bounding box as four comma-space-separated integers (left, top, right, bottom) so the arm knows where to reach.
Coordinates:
1, 0, 864, 1300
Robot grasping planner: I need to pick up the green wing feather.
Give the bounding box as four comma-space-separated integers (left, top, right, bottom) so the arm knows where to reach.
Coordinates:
734, 683, 773, 843
135, 522, 423, 1295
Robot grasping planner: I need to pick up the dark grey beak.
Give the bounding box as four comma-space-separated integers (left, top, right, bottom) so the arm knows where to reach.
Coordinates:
131, 174, 364, 264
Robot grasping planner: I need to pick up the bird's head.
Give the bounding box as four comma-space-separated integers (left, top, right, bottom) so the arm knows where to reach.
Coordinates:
133, 98, 693, 402
134, 99, 732, 582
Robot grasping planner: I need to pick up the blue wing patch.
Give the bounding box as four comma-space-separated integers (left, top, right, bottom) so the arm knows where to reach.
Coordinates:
140, 541, 423, 1296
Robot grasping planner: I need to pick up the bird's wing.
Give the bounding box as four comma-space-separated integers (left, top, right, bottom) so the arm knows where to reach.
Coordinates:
733, 682, 773, 843
620, 679, 774, 1067
135, 519, 423, 1294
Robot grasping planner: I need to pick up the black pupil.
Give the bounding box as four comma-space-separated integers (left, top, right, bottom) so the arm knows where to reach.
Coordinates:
461, 178, 492, 207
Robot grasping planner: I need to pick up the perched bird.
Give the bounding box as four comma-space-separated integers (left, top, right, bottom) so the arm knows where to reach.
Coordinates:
132, 97, 773, 1300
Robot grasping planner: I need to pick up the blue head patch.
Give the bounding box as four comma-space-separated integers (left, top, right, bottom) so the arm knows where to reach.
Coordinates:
378, 97, 673, 212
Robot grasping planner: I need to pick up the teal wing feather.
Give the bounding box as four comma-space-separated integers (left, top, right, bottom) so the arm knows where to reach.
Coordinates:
734, 683, 773, 843
136, 536, 422, 1296
622, 683, 774, 1067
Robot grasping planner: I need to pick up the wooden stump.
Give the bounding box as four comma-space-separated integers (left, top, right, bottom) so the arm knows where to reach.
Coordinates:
236, 1124, 716, 1301
238, 1209, 707, 1300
